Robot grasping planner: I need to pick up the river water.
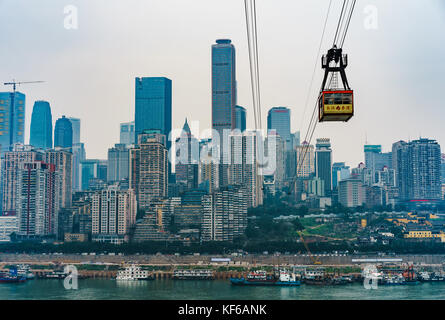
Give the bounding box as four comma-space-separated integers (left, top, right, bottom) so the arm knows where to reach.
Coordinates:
1, 279, 445, 300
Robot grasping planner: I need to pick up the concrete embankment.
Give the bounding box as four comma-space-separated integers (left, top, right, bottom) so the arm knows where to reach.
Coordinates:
1, 253, 445, 266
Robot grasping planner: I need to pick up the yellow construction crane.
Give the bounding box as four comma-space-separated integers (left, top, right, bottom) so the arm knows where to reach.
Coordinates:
298, 231, 321, 265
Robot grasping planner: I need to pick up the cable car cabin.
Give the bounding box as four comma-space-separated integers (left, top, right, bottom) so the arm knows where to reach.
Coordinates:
318, 90, 353, 122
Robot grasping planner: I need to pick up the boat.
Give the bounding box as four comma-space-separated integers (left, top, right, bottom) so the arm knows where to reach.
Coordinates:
116, 265, 153, 281
16, 264, 35, 280
230, 270, 301, 286
0, 267, 27, 283
173, 269, 214, 280
419, 271, 445, 282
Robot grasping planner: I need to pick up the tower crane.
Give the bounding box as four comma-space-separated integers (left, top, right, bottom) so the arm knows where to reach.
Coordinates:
3, 80, 45, 92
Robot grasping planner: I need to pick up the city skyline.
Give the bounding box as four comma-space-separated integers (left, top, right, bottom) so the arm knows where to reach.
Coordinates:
0, 0, 444, 168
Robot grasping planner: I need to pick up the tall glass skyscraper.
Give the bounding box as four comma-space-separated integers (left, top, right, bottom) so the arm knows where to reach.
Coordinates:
267, 107, 292, 150
30, 101, 52, 150
235, 105, 246, 132
68, 117, 81, 145
54, 115, 73, 148
212, 39, 236, 138
135, 77, 172, 150
0, 92, 26, 152
315, 138, 332, 195
120, 121, 135, 145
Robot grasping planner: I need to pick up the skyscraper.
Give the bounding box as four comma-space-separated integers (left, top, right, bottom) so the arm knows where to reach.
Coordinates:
16, 161, 59, 236
0, 92, 26, 152
267, 107, 292, 150
393, 139, 441, 201
107, 143, 130, 183
120, 121, 135, 145
364, 144, 392, 184
235, 105, 246, 132
315, 138, 332, 195
91, 186, 137, 244
45, 148, 73, 209
212, 39, 237, 187
30, 101, 52, 150
212, 39, 236, 138
135, 77, 172, 150
296, 142, 315, 177
175, 119, 199, 190
130, 130, 168, 210
1, 145, 43, 214
68, 117, 81, 145
54, 116, 73, 149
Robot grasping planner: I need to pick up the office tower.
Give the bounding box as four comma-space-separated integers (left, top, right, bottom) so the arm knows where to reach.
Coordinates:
292, 131, 301, 148
120, 121, 135, 145
212, 39, 237, 187
264, 132, 285, 189
72, 142, 85, 191
91, 186, 137, 244
67, 117, 81, 145
0, 92, 26, 152
0, 213, 18, 242
107, 144, 130, 183
54, 116, 73, 149
29, 101, 52, 150
201, 186, 247, 242
16, 161, 59, 236
315, 138, 332, 195
44, 148, 73, 208
212, 39, 236, 138
135, 77, 172, 150
393, 139, 441, 201
332, 162, 350, 189
364, 144, 392, 184
295, 142, 315, 177
267, 107, 292, 150
130, 130, 168, 210
198, 138, 219, 193
80, 159, 100, 191
1, 145, 43, 214
235, 105, 246, 132
175, 119, 199, 190
338, 179, 366, 208
441, 154, 445, 183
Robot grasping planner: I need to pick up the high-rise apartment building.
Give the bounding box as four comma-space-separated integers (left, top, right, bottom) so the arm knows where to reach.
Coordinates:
338, 179, 366, 208
130, 130, 168, 210
393, 139, 441, 200
201, 186, 247, 242
1, 145, 43, 214
91, 187, 137, 244
296, 142, 315, 177
16, 161, 59, 236
45, 148, 73, 208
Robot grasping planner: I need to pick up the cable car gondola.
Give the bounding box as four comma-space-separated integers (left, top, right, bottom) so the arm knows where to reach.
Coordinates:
318, 46, 353, 122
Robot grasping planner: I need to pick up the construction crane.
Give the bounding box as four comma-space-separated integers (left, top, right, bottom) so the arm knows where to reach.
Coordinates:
298, 231, 321, 265
3, 80, 45, 92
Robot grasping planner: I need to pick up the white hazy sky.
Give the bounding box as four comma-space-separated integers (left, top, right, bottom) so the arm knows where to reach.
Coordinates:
0, 0, 444, 167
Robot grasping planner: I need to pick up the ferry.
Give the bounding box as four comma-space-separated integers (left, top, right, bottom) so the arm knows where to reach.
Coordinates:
230, 270, 301, 286
173, 269, 214, 280
0, 267, 27, 283
116, 265, 153, 281
16, 264, 35, 280
418, 271, 445, 282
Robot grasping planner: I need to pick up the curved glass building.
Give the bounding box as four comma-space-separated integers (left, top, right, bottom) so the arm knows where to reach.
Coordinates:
54, 115, 73, 148
30, 100, 53, 149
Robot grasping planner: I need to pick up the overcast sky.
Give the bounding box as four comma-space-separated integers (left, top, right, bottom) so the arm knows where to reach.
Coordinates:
0, 0, 444, 167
